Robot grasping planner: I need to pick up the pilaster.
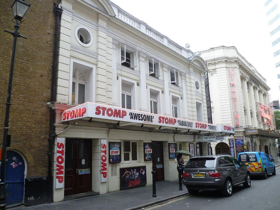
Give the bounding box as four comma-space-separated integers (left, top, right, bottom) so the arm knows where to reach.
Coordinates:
139, 52, 148, 112
163, 64, 171, 116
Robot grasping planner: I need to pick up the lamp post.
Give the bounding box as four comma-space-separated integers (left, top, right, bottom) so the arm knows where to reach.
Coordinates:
1, 1, 30, 209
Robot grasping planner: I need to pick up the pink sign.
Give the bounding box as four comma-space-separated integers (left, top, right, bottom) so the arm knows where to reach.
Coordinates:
229, 69, 239, 126
258, 103, 271, 126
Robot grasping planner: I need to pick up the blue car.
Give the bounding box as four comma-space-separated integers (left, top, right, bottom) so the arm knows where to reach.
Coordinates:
237, 152, 276, 179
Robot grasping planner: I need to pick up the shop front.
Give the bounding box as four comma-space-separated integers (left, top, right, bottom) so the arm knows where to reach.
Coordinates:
52, 102, 234, 202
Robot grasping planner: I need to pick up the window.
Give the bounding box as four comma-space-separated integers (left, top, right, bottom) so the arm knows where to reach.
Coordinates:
270, 25, 280, 36
75, 26, 93, 47
170, 69, 179, 85
123, 141, 137, 161
195, 81, 200, 91
267, 4, 278, 16
218, 157, 234, 167
71, 62, 94, 105
269, 14, 280, 26
196, 101, 203, 122
274, 49, 280, 57
265, 0, 273, 7
121, 45, 137, 69
122, 82, 133, 109
150, 90, 159, 114
172, 96, 179, 118
149, 58, 160, 78
276, 62, 280, 68
72, 82, 86, 104
185, 158, 215, 168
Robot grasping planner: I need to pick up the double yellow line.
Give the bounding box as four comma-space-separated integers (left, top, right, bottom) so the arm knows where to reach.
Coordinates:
145, 195, 190, 210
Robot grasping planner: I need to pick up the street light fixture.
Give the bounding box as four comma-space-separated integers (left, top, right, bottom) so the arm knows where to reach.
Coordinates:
1, 0, 30, 209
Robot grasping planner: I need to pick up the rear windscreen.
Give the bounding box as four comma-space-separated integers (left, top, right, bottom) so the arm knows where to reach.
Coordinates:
185, 158, 215, 168
239, 154, 257, 162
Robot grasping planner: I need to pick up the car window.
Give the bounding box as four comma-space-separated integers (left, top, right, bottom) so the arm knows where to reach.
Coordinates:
185, 158, 215, 168
219, 157, 234, 167
239, 153, 257, 162
231, 157, 241, 168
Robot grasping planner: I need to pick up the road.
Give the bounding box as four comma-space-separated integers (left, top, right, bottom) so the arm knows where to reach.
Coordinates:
145, 168, 280, 210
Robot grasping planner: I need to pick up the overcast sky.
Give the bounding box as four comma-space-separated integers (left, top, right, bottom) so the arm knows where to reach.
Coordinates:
111, 0, 279, 101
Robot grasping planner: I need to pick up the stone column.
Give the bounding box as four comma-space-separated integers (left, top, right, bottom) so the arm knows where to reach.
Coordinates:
112, 40, 118, 106
249, 83, 257, 128
163, 64, 171, 116
254, 88, 261, 129
139, 52, 148, 112
181, 73, 188, 119
242, 78, 252, 126
259, 91, 266, 129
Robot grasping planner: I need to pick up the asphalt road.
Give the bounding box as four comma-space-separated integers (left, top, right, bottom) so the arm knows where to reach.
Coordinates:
145, 167, 280, 210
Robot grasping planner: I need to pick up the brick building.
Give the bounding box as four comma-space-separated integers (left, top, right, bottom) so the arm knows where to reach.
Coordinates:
0, 0, 60, 207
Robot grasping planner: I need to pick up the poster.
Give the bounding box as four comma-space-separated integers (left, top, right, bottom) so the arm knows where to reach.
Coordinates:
101, 139, 107, 183
189, 143, 195, 157
120, 166, 146, 190
235, 137, 244, 156
229, 139, 235, 158
168, 143, 177, 159
109, 142, 121, 163
208, 143, 212, 155
196, 143, 200, 156
144, 143, 152, 161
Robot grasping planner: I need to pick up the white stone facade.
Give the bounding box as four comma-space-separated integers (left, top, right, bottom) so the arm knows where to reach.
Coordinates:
52, 0, 234, 202
201, 46, 278, 158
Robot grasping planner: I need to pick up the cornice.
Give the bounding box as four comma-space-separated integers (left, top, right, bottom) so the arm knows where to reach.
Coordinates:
146, 75, 164, 86
63, 5, 207, 80
117, 64, 140, 77
206, 56, 269, 91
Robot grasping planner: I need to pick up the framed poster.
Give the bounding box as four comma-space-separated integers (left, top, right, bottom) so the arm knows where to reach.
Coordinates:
144, 143, 152, 161
120, 166, 146, 190
235, 137, 244, 156
208, 143, 212, 155
189, 143, 195, 157
229, 138, 235, 158
168, 143, 177, 159
109, 142, 121, 163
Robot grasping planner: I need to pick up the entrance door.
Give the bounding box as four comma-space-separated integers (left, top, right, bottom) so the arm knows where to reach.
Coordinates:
6, 151, 25, 207
215, 142, 230, 155
65, 139, 92, 196
265, 145, 269, 154
152, 142, 164, 181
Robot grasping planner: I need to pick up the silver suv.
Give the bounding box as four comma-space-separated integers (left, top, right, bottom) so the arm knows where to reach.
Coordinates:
182, 155, 251, 196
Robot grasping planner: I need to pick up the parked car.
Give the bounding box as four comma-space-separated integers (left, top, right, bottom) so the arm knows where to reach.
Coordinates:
182, 155, 251, 197
237, 152, 276, 179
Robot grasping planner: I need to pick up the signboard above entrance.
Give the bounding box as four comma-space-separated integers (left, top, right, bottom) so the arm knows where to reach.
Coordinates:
61, 102, 235, 134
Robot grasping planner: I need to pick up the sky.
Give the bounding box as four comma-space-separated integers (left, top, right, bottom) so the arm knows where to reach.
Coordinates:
111, 0, 279, 102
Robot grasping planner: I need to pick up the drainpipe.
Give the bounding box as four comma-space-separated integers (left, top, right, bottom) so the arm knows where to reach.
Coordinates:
47, 2, 62, 203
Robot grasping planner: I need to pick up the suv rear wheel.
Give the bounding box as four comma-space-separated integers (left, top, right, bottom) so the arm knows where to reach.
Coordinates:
222, 179, 232, 197
243, 173, 251, 188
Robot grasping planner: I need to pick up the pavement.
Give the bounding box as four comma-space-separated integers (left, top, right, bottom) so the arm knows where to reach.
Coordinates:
12, 159, 280, 210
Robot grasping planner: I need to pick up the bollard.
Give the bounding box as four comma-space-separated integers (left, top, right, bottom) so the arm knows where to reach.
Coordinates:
178, 166, 183, 191
151, 171, 157, 197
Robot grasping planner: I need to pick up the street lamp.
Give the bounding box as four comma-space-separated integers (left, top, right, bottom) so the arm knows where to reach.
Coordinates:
1, 0, 30, 209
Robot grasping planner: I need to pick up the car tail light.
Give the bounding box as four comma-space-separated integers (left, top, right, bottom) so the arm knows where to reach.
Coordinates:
258, 163, 262, 168
183, 172, 190, 178
208, 171, 221, 178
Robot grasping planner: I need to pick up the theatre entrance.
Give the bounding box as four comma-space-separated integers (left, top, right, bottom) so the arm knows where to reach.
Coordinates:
64, 139, 92, 195
152, 141, 164, 181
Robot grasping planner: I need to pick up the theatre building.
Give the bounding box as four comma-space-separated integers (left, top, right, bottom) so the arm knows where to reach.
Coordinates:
51, 0, 234, 202
200, 46, 279, 157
